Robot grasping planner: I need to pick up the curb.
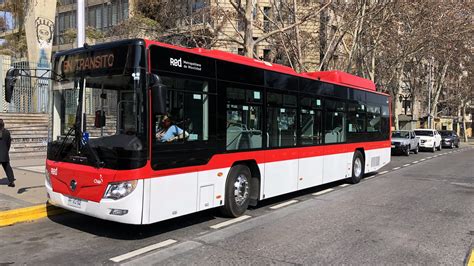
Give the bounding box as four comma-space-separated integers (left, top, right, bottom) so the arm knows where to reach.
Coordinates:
0, 203, 68, 227
468, 248, 474, 266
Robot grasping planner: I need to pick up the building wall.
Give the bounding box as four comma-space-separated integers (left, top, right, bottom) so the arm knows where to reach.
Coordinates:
53, 0, 131, 51
52, 0, 324, 72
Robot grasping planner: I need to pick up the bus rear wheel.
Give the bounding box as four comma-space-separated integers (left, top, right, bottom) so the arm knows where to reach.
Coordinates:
349, 151, 364, 184
220, 165, 251, 218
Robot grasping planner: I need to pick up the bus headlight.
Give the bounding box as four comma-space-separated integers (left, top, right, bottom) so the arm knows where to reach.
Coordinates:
103, 180, 138, 200
45, 170, 51, 188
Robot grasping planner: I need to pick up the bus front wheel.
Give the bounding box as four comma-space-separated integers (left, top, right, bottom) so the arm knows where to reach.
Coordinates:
349, 151, 364, 184
220, 165, 251, 218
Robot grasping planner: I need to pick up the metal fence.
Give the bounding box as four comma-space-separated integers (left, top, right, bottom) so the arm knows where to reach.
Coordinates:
0, 55, 50, 113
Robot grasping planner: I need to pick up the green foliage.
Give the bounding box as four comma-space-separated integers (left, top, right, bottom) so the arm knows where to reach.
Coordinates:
1, 30, 27, 58
85, 27, 105, 40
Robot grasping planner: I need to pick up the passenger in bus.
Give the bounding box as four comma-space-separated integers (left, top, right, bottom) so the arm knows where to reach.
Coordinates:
156, 115, 188, 142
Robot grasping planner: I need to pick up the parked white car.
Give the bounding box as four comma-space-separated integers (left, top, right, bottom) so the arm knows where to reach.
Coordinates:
413, 129, 442, 152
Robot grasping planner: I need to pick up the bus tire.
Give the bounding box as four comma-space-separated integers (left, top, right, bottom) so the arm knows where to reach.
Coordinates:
220, 165, 251, 218
349, 151, 364, 184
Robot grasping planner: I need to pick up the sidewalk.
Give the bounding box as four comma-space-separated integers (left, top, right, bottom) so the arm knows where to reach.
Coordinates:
0, 157, 47, 212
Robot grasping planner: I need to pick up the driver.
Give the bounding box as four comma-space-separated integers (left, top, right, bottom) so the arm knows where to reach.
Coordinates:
156, 115, 187, 142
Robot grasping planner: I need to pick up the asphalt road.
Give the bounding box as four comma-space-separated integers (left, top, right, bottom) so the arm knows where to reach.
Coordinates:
0, 146, 473, 265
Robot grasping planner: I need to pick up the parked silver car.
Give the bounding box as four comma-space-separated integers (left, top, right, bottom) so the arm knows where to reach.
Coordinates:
391, 130, 419, 156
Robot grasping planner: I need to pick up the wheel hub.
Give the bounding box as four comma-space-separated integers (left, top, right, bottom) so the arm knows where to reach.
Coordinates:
234, 174, 249, 206
354, 158, 362, 177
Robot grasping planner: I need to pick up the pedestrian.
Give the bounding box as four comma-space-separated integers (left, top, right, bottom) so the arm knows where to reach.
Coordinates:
0, 119, 15, 187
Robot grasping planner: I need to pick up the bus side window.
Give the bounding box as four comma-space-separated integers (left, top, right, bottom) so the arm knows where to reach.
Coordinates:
324, 99, 346, 144
154, 76, 212, 143
299, 96, 322, 146
226, 86, 263, 151
266, 92, 297, 148
367, 105, 381, 133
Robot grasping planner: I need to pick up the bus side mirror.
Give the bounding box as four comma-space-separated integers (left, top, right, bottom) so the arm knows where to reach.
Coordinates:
150, 74, 167, 115
94, 110, 106, 128
4, 68, 20, 103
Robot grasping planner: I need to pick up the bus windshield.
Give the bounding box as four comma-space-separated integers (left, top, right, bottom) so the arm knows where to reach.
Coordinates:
48, 43, 147, 170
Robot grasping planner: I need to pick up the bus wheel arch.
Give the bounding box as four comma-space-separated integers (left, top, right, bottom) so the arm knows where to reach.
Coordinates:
219, 160, 261, 218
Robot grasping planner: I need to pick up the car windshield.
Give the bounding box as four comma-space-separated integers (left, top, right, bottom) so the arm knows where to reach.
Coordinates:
392, 131, 409, 138
440, 131, 452, 136
414, 130, 433, 136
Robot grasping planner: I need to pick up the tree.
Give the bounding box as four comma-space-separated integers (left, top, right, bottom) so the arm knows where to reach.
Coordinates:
0, 0, 28, 58
226, 0, 331, 59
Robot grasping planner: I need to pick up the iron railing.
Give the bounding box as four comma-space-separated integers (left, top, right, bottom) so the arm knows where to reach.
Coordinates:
0, 55, 50, 113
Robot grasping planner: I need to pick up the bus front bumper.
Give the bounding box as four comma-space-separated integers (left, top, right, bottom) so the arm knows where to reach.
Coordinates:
45, 180, 144, 225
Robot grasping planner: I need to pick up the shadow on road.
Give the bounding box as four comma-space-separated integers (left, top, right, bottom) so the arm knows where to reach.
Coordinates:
17, 185, 44, 194
0, 177, 10, 185
47, 208, 218, 240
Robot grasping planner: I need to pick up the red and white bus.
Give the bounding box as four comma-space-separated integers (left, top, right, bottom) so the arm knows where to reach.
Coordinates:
42, 39, 390, 224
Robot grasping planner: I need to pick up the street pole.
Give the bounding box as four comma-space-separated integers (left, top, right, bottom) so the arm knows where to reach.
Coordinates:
77, 0, 85, 48
428, 59, 432, 129
77, 0, 86, 135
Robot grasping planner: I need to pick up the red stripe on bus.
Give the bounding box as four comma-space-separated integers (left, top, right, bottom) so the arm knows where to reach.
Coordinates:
48, 140, 389, 180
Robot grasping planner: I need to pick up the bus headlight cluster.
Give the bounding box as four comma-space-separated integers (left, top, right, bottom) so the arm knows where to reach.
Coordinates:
103, 180, 138, 200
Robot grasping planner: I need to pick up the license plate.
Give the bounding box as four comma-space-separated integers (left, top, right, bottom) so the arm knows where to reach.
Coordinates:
391, 145, 395, 148
67, 197, 82, 208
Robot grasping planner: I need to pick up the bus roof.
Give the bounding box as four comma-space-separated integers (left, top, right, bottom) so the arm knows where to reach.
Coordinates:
67, 39, 384, 96
301, 71, 376, 91
145, 39, 386, 96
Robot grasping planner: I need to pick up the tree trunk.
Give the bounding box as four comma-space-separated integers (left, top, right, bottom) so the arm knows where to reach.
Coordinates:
346, 0, 367, 73
293, 0, 303, 72
430, 60, 450, 118
392, 61, 405, 130
319, 0, 328, 65
243, 0, 255, 57
462, 100, 469, 142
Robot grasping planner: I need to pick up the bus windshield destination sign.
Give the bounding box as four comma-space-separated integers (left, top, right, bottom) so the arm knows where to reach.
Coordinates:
63, 53, 114, 73
54, 45, 134, 78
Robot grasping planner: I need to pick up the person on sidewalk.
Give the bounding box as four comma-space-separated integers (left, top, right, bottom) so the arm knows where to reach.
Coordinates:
0, 119, 15, 187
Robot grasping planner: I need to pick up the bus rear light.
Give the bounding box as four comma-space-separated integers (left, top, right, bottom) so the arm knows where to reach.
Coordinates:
109, 209, 129, 216
103, 180, 138, 200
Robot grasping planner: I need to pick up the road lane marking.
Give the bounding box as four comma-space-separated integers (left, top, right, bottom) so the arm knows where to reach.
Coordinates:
365, 175, 375, 180
420, 159, 426, 161
312, 188, 334, 196
413, 161, 419, 164
269, 200, 298, 210
338, 184, 350, 187
433, 155, 439, 157
210, 215, 251, 229
403, 164, 410, 167
392, 167, 401, 170
379, 171, 389, 175
427, 156, 433, 159
110, 239, 177, 263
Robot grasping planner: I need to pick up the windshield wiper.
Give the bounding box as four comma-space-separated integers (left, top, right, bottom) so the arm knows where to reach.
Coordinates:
54, 125, 76, 161
77, 127, 105, 168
